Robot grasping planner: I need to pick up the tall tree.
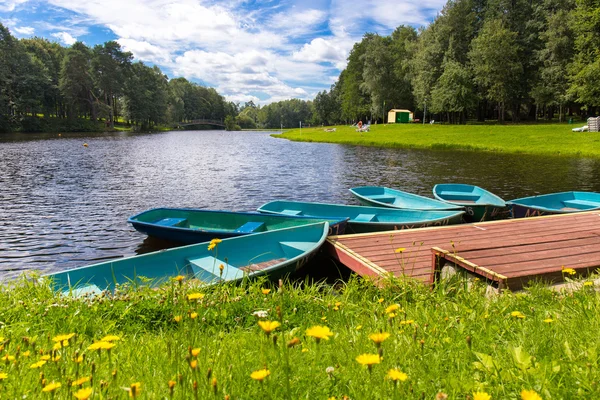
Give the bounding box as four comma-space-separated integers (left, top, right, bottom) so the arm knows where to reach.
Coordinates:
469, 19, 523, 121
91, 41, 133, 127
59, 42, 96, 120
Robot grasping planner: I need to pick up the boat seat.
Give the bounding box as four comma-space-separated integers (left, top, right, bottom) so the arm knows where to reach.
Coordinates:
234, 221, 265, 233
154, 217, 188, 227
369, 195, 396, 203
187, 256, 244, 282
353, 213, 376, 222
440, 191, 480, 201
562, 200, 600, 209
281, 209, 302, 216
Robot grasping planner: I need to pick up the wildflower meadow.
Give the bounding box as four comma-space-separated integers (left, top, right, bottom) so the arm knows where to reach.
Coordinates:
0, 273, 599, 399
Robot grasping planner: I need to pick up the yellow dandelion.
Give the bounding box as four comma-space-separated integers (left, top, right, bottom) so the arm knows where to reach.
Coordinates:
356, 325, 363, 331
87, 341, 115, 351
543, 318, 554, 323
22, 350, 31, 357
40, 355, 51, 361
378, 298, 384, 303
400, 320, 414, 325
74, 387, 93, 400
473, 392, 491, 400
190, 312, 198, 319
190, 360, 198, 369
287, 337, 301, 348
369, 332, 391, 345
187, 293, 205, 301
52, 342, 63, 351
356, 353, 381, 367
207, 238, 222, 251
52, 355, 61, 362
335, 302, 342, 307
321, 316, 327, 321
386, 369, 408, 382
385, 304, 400, 314
101, 335, 121, 342
173, 316, 182, 323
191, 348, 201, 357
72, 377, 91, 387
129, 382, 141, 398
521, 389, 542, 400
306, 325, 334, 342
173, 275, 185, 282
301, 348, 309, 353
395, 247, 406, 253
52, 333, 75, 343
30, 360, 46, 369
333, 306, 339, 311
388, 313, 397, 318
562, 267, 576, 275
42, 382, 61, 392
511, 311, 526, 319
1, 355, 14, 361
74, 355, 84, 363
584, 281, 594, 287
168, 380, 176, 389
261, 288, 271, 295
258, 320, 281, 335
250, 368, 270, 381
0, 372, 7, 380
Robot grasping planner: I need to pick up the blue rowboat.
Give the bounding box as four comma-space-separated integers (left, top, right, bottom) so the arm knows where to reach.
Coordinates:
349, 186, 463, 211
507, 191, 600, 218
44, 222, 329, 296
433, 184, 510, 222
128, 208, 348, 244
257, 200, 465, 233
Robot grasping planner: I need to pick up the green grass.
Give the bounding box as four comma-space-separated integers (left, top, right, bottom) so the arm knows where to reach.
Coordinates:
277, 123, 600, 158
1, 273, 599, 399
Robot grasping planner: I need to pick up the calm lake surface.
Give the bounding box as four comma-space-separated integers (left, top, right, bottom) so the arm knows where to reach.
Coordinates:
1, 130, 600, 279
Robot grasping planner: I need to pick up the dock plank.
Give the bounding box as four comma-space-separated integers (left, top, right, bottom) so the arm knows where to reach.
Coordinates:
326, 211, 600, 288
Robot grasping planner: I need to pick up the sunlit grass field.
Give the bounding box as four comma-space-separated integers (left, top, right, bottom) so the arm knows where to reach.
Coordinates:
277, 124, 600, 158
1, 272, 599, 399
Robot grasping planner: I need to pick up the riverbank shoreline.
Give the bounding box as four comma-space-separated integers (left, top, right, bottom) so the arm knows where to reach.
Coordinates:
275, 123, 600, 158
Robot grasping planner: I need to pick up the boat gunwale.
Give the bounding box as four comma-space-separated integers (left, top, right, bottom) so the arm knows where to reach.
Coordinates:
349, 186, 464, 211
507, 191, 600, 213
432, 184, 506, 208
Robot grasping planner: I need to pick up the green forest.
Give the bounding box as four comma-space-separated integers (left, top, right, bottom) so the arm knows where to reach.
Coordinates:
1, 0, 599, 132
313, 0, 600, 125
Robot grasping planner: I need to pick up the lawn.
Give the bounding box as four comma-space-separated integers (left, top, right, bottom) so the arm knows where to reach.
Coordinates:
1, 271, 598, 399
277, 123, 600, 158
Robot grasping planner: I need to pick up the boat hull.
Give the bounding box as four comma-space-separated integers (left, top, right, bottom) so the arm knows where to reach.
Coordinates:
432, 184, 509, 222
258, 200, 465, 233
350, 186, 463, 211
128, 208, 347, 244
508, 191, 600, 218
45, 222, 329, 295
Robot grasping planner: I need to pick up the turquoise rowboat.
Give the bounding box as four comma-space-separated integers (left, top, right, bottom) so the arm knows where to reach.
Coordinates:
44, 222, 329, 296
257, 200, 465, 233
349, 186, 463, 211
128, 208, 348, 244
433, 184, 510, 222
507, 191, 600, 218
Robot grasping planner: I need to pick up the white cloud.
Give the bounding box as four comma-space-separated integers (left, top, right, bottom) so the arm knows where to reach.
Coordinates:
0, 0, 29, 12
51, 31, 77, 45
117, 38, 172, 64
292, 37, 351, 69
13, 25, 34, 35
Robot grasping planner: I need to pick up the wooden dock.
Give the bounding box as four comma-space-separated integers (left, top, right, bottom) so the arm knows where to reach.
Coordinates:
326, 211, 600, 290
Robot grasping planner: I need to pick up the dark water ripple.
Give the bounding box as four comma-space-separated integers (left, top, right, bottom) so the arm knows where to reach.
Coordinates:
1, 130, 600, 279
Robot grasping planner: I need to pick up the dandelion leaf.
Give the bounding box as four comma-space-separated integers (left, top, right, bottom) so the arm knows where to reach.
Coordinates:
564, 340, 574, 361
473, 352, 497, 373
510, 346, 532, 371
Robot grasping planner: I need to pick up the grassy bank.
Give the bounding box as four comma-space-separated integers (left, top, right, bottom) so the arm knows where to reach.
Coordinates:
277, 123, 600, 158
1, 273, 599, 399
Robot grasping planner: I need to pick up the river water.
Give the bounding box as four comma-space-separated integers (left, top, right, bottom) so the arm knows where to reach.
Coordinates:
1, 130, 599, 279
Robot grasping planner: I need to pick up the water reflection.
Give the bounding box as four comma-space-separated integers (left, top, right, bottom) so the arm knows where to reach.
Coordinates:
1, 130, 599, 279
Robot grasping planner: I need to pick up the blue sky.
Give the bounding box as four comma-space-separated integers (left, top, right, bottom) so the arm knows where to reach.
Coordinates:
0, 0, 444, 104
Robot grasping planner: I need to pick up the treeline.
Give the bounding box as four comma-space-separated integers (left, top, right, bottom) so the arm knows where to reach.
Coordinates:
313, 0, 600, 124
229, 99, 313, 130
0, 24, 236, 132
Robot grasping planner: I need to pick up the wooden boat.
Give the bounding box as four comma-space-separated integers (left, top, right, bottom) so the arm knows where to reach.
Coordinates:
432, 183, 510, 222
128, 208, 348, 244
349, 186, 463, 211
44, 222, 329, 296
257, 200, 465, 233
507, 191, 600, 218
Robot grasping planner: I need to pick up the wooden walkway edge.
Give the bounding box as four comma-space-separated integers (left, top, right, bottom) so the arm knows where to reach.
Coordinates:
325, 211, 600, 290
